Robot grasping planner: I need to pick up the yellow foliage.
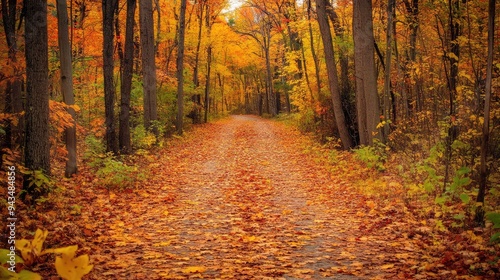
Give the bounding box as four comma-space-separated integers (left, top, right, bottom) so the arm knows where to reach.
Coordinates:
16, 229, 48, 264
182, 266, 207, 273
15, 229, 93, 279
55, 251, 94, 280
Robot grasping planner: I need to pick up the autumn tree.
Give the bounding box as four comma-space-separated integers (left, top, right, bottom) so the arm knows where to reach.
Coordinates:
102, 0, 118, 153
56, 0, 77, 177
176, 0, 187, 134
234, 6, 276, 116
24, 0, 51, 177
353, 0, 380, 146
1, 0, 23, 151
382, 0, 395, 140
139, 0, 158, 133
475, 0, 496, 225
204, 3, 213, 123
119, 0, 136, 154
202, 1, 224, 122
315, 0, 353, 149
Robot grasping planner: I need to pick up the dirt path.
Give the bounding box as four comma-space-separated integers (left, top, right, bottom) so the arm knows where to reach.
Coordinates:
85, 116, 413, 279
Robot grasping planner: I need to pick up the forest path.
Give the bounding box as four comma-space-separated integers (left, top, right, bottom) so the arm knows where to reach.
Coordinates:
86, 115, 413, 279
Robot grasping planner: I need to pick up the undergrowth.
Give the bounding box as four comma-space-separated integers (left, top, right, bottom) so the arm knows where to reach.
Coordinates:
84, 135, 146, 189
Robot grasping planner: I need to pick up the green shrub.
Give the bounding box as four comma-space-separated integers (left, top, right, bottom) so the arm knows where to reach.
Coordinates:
19, 169, 54, 203
84, 135, 141, 189
354, 140, 387, 171
132, 124, 157, 149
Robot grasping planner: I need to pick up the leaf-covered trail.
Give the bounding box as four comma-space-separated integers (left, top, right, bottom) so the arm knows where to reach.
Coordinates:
86, 116, 416, 279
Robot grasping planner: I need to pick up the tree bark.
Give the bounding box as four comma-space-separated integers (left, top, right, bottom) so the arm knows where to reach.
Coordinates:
56, 0, 77, 177
1, 0, 23, 152
263, 26, 276, 116
475, 0, 495, 225
307, 0, 320, 101
382, 0, 395, 141
25, 0, 51, 174
176, 0, 187, 134
353, 0, 380, 145
102, 0, 118, 154
119, 0, 136, 154
193, 0, 205, 88
315, 0, 353, 149
204, 45, 212, 123
204, 3, 212, 123
139, 0, 158, 133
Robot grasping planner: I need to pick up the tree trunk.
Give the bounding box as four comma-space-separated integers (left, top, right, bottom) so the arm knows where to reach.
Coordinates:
1, 0, 23, 152
56, 0, 77, 177
382, 0, 395, 141
176, 0, 187, 134
154, 0, 161, 56
263, 29, 276, 116
119, 0, 136, 154
353, 0, 380, 145
25, 0, 50, 175
139, 0, 158, 133
324, 0, 351, 99
402, 0, 419, 117
102, 0, 118, 154
193, 1, 204, 88
475, 0, 495, 225
203, 4, 212, 123
204, 45, 212, 123
307, 0, 320, 101
325, 0, 355, 140
315, 0, 353, 149
443, 0, 462, 191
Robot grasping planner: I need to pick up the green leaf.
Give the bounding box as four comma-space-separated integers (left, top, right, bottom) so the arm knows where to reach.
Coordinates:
435, 196, 447, 205
453, 213, 465, 220
456, 166, 471, 176
0, 266, 16, 279
0, 249, 24, 265
18, 270, 42, 280
486, 212, 500, 229
459, 193, 470, 204
490, 232, 500, 243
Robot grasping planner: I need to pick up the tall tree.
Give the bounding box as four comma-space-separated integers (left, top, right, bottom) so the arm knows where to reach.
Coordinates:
119, 0, 136, 153
139, 0, 158, 133
176, 0, 187, 134
353, 0, 380, 146
193, 0, 206, 89
1, 0, 23, 152
102, 0, 118, 154
306, 0, 320, 100
475, 0, 495, 225
315, 0, 353, 149
24, 0, 50, 175
56, 0, 77, 177
382, 0, 396, 140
